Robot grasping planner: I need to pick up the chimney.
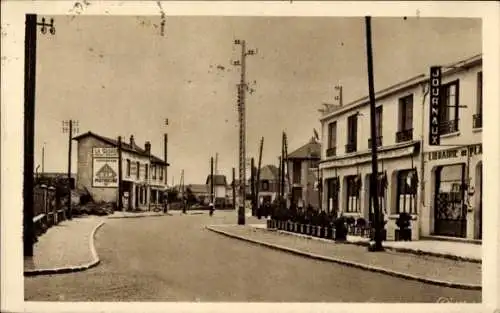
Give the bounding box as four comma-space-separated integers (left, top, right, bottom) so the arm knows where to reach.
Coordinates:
145, 141, 151, 153
130, 135, 135, 147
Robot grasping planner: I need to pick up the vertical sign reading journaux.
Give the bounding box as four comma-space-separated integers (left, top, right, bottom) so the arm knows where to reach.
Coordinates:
429, 66, 442, 145
92, 147, 119, 187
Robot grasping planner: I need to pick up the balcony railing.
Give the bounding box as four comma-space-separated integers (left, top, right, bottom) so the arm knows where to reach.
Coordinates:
368, 136, 383, 148
439, 119, 459, 135
345, 142, 357, 153
473, 114, 482, 129
326, 147, 336, 157
396, 128, 413, 143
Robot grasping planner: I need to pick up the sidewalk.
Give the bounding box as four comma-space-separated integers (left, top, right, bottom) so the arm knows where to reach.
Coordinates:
107, 210, 170, 219
24, 215, 104, 276
207, 225, 481, 290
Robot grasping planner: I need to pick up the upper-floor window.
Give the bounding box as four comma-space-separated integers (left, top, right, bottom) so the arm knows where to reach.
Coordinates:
136, 161, 140, 179
439, 80, 460, 134
261, 180, 270, 191
145, 164, 149, 179
397, 94, 414, 142
346, 114, 358, 153
126, 159, 131, 177
369, 106, 383, 148
159, 167, 163, 181
327, 121, 337, 157
292, 160, 301, 184
152, 165, 156, 180
474, 72, 483, 128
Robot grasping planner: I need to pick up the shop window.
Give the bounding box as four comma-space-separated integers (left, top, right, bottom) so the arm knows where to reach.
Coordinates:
368, 172, 388, 218
396, 169, 418, 214
345, 175, 361, 212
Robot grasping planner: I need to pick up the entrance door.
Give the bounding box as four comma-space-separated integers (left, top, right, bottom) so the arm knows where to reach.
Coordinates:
135, 185, 139, 208
292, 187, 302, 206
326, 177, 339, 216
434, 164, 467, 238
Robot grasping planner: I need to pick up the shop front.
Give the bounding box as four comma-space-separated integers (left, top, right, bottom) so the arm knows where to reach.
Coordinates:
424, 143, 482, 240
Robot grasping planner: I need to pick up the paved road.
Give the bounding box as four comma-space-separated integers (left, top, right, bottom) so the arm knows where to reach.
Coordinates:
25, 211, 481, 302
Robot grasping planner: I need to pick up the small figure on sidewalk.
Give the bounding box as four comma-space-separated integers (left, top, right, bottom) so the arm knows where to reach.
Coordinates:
209, 202, 214, 216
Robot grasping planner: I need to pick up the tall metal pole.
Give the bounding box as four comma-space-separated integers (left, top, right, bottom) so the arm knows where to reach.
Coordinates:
281, 133, 286, 203
210, 157, 214, 204
233, 39, 256, 225
232, 167, 236, 210
23, 14, 37, 257
164, 133, 168, 186
117, 136, 123, 211
251, 157, 255, 216
365, 16, 384, 252
41, 143, 45, 178
67, 120, 73, 219
256, 137, 264, 212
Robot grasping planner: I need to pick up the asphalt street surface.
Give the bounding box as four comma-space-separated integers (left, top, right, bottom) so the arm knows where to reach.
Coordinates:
25, 211, 481, 302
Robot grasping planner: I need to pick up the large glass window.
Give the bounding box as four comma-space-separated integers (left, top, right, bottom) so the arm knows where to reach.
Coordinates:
396, 169, 418, 214
345, 175, 360, 212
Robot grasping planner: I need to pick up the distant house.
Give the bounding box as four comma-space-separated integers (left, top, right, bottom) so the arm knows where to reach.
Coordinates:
206, 174, 228, 207
256, 164, 280, 205
286, 137, 321, 208
186, 184, 209, 204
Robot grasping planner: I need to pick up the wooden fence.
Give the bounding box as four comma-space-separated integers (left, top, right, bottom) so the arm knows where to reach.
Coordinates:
33, 184, 67, 239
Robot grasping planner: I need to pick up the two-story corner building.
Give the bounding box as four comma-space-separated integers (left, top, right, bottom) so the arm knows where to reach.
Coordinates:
256, 164, 280, 205
73, 132, 169, 211
319, 54, 482, 242
206, 174, 228, 207
286, 137, 321, 209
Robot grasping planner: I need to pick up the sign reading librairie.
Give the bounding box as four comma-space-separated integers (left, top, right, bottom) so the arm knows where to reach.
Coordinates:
93, 147, 118, 158
429, 66, 442, 146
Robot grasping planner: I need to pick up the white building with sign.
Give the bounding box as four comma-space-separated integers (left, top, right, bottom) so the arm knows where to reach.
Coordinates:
73, 131, 169, 211
319, 54, 482, 241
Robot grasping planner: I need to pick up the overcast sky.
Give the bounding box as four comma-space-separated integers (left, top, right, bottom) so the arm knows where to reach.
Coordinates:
34, 15, 481, 185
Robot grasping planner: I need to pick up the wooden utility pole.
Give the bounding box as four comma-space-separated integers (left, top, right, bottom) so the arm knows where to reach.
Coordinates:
365, 16, 384, 252
256, 137, 264, 213
281, 133, 286, 202
250, 157, 255, 216
164, 133, 168, 186
233, 39, 257, 225
117, 136, 123, 211
232, 167, 236, 210
278, 156, 282, 200
210, 157, 214, 204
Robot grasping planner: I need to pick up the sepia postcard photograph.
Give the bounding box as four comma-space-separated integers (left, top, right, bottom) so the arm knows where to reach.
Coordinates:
1, 1, 499, 313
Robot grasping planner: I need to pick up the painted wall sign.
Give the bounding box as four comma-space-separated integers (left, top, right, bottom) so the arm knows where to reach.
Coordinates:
429, 66, 442, 146
93, 158, 118, 187
93, 147, 118, 158
428, 144, 482, 161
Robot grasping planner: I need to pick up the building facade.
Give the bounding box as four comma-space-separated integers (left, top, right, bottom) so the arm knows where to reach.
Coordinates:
286, 137, 321, 209
319, 54, 482, 241
256, 164, 280, 205
73, 132, 169, 211
206, 174, 228, 207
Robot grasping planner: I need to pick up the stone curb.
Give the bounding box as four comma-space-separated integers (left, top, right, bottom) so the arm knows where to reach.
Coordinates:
206, 225, 481, 291
24, 221, 105, 277
269, 228, 481, 264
